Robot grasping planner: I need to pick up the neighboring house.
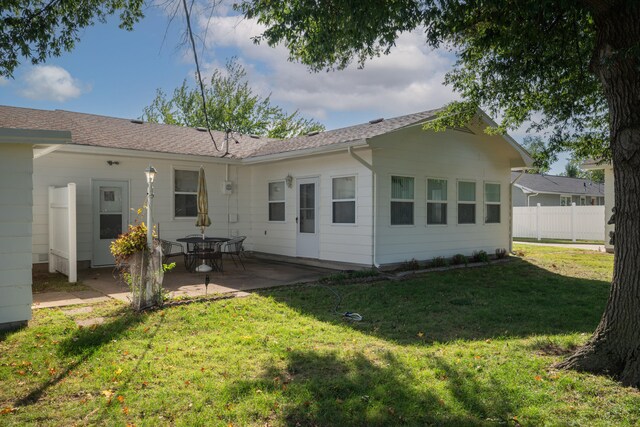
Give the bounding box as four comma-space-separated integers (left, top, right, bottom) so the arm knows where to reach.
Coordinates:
512, 172, 605, 207
0, 105, 531, 329
583, 160, 614, 253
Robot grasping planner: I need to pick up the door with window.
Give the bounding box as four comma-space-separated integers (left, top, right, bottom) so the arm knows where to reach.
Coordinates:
296, 177, 319, 258
92, 180, 129, 266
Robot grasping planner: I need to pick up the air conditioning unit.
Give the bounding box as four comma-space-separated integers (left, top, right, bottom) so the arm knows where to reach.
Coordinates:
222, 181, 233, 195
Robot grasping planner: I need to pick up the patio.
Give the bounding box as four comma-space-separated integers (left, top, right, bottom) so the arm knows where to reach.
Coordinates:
32, 255, 335, 308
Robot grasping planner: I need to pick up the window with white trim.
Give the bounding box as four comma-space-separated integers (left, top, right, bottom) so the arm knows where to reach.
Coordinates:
484, 182, 501, 224
174, 169, 198, 217
268, 181, 285, 221
332, 176, 356, 224
457, 181, 476, 224
391, 176, 414, 225
560, 196, 571, 206
427, 178, 447, 225
580, 196, 587, 206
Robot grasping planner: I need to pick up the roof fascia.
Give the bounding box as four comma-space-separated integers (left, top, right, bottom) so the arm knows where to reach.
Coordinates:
242, 139, 369, 164
56, 144, 242, 165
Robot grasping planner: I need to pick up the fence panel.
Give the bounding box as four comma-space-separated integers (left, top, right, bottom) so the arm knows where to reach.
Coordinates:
48, 184, 77, 282
513, 205, 604, 241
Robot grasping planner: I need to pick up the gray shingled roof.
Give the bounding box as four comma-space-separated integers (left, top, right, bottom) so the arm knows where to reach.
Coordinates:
0, 106, 271, 159
246, 108, 443, 158
0, 105, 446, 160
512, 172, 604, 196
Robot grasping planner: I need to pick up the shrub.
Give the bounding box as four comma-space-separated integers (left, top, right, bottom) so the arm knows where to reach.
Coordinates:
110, 223, 148, 266
430, 256, 448, 268
495, 248, 508, 259
451, 253, 468, 266
399, 258, 421, 271
472, 250, 490, 263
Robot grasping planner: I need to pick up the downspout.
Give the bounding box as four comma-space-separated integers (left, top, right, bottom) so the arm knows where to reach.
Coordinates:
348, 146, 379, 268
226, 163, 230, 237
510, 171, 525, 253
526, 192, 539, 207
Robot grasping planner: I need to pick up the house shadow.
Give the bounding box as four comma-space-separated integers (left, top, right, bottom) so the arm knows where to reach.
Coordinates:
258, 258, 611, 344
13, 305, 149, 408
224, 349, 517, 426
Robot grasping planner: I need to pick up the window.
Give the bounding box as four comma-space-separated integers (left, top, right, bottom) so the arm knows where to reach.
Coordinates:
174, 169, 198, 217
580, 196, 587, 206
484, 183, 501, 224
427, 178, 447, 225
560, 196, 571, 206
391, 176, 414, 225
268, 181, 285, 221
332, 176, 356, 224
457, 181, 476, 224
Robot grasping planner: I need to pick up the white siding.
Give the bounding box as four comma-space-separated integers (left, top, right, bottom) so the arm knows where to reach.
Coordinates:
249, 150, 374, 265
372, 126, 512, 264
33, 151, 253, 264
0, 144, 33, 326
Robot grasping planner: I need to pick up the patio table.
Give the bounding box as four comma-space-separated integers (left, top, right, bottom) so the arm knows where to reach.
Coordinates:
177, 236, 230, 272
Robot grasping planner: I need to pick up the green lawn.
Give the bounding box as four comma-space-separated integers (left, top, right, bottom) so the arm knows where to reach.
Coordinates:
2, 244, 639, 426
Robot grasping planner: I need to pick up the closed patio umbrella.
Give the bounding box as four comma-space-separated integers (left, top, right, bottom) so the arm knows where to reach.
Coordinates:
195, 166, 212, 272
196, 166, 211, 236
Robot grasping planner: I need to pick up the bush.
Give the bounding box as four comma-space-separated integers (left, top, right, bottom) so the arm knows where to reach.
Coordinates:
451, 253, 468, 266
472, 250, 490, 263
495, 248, 508, 259
399, 258, 421, 271
430, 256, 448, 268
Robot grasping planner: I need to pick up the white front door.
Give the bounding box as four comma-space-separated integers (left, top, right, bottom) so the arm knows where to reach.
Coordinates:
92, 180, 129, 266
296, 177, 320, 258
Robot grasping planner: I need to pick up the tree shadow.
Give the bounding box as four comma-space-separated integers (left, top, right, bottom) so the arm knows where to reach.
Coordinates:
223, 349, 518, 426
259, 259, 610, 344
13, 305, 148, 407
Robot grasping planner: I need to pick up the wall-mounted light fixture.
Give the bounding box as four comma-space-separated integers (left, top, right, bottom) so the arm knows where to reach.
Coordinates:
285, 174, 293, 188
107, 160, 120, 166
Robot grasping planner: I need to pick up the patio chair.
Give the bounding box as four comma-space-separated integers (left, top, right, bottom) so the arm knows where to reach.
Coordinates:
223, 236, 246, 270
159, 239, 187, 267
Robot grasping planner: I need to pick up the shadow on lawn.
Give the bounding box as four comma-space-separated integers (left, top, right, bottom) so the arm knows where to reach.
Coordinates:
225, 349, 516, 426
261, 258, 610, 344
13, 306, 147, 408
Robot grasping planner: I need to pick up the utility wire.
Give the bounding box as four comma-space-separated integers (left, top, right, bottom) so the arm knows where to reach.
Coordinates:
182, 0, 220, 151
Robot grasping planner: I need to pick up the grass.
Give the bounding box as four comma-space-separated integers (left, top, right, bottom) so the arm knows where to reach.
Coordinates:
2, 245, 638, 426
514, 237, 605, 245
32, 271, 89, 294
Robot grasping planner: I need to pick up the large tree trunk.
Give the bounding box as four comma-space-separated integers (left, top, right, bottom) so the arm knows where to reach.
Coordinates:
557, 1, 640, 386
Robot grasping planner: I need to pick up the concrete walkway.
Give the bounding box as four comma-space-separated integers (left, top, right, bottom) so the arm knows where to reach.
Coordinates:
33, 257, 333, 309
514, 241, 606, 252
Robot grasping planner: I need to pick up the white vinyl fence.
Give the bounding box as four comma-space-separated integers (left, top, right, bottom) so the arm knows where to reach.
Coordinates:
513, 204, 605, 241
48, 184, 77, 282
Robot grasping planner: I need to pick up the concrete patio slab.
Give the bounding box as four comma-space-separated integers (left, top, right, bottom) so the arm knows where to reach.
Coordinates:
33, 256, 335, 309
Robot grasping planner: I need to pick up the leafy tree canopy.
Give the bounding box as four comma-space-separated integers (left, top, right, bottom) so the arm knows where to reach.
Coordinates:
142, 58, 324, 139
0, 0, 144, 77
237, 0, 614, 162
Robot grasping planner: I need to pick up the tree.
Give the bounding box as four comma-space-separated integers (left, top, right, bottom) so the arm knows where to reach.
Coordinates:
237, 0, 640, 386
563, 160, 582, 178
142, 58, 324, 139
521, 136, 552, 174
561, 156, 606, 183
0, 0, 144, 77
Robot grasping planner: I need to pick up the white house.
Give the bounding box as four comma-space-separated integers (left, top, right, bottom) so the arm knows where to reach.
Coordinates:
0, 105, 531, 328
0, 127, 70, 331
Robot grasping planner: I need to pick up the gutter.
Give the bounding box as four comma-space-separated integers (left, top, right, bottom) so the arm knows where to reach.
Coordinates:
348, 145, 379, 268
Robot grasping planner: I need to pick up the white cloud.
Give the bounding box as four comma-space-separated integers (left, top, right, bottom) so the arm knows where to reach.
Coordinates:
20, 65, 88, 102
193, 12, 460, 123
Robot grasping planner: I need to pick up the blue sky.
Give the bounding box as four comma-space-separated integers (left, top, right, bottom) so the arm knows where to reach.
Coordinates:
0, 3, 568, 172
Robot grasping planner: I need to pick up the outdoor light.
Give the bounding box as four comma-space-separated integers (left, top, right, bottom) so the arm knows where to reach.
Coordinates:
145, 164, 157, 184
285, 174, 293, 188
145, 164, 157, 250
